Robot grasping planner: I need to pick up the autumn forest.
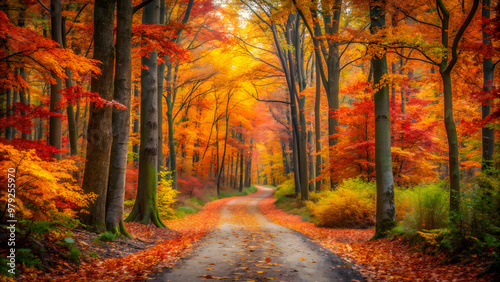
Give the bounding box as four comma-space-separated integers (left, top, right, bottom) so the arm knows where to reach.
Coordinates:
1, 0, 500, 280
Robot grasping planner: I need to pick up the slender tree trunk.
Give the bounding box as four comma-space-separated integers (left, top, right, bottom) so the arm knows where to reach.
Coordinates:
217, 95, 231, 195
106, 0, 133, 237
19, 68, 29, 140
371, 1, 396, 239
5, 88, 12, 141
165, 61, 178, 189
441, 71, 460, 214
133, 85, 140, 164
239, 149, 244, 192
157, 0, 165, 174
49, 0, 63, 160
80, 0, 115, 231
125, 0, 166, 227
482, 0, 494, 172
436, 0, 479, 218
308, 128, 315, 191
61, 18, 78, 155
315, 59, 322, 190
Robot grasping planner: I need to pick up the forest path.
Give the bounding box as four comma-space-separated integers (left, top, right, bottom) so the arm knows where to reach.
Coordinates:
149, 186, 364, 282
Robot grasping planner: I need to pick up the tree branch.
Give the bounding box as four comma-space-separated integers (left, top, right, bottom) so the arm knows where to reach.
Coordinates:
133, 0, 154, 15
37, 0, 50, 12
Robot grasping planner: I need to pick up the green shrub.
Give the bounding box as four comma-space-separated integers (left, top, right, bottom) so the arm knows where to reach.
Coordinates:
403, 183, 449, 231
0, 256, 15, 277
188, 197, 205, 206
97, 231, 117, 242
242, 185, 258, 195
274, 180, 295, 199
175, 206, 200, 218
65, 246, 82, 264
17, 248, 43, 269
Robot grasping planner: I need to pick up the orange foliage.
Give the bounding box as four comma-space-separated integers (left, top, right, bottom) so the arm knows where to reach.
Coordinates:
0, 143, 95, 221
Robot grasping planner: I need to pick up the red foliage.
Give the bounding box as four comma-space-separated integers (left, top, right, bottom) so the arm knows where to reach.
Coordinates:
0, 138, 61, 161
177, 174, 203, 198
0, 102, 63, 135
125, 163, 138, 200
59, 85, 127, 110
132, 23, 190, 63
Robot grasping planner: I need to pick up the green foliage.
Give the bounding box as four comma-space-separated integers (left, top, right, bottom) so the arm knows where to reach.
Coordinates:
274, 180, 295, 199
89, 252, 100, 258
157, 171, 180, 220
21, 213, 81, 238
175, 206, 200, 218
65, 246, 82, 264
399, 183, 449, 231
17, 248, 43, 269
188, 197, 205, 206
0, 256, 15, 277
97, 231, 117, 242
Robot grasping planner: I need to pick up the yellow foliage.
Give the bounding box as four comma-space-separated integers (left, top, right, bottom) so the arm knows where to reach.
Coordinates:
308, 187, 375, 228
0, 144, 96, 221
157, 171, 179, 219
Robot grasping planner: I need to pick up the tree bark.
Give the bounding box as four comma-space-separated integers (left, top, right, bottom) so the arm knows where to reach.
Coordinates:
315, 59, 322, 190
482, 0, 495, 172
133, 85, 140, 164
80, 0, 115, 231
157, 0, 165, 174
370, 1, 396, 239
125, 0, 166, 227
436, 0, 479, 218
106, 0, 133, 237
49, 0, 63, 160
61, 18, 78, 155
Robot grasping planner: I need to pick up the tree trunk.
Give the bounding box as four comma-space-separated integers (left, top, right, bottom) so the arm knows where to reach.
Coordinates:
441, 71, 460, 215
370, 2, 396, 239
436, 0, 479, 220
49, 0, 63, 160
315, 59, 322, 190
157, 0, 165, 175
80, 0, 115, 231
19, 68, 29, 140
106, 0, 133, 237
61, 18, 78, 155
125, 0, 166, 227
217, 92, 232, 195
5, 88, 12, 141
133, 85, 139, 164
165, 61, 178, 190
482, 0, 494, 172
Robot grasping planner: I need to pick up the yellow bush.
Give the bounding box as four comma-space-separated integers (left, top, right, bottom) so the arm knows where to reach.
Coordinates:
274, 179, 295, 199
307, 187, 375, 228
157, 171, 179, 220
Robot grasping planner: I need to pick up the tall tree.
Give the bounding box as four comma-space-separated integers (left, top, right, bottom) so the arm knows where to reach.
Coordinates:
106, 0, 134, 237
293, 0, 342, 189
49, 0, 63, 160
125, 0, 166, 227
80, 0, 115, 231
436, 0, 479, 217
482, 0, 495, 172
370, 0, 396, 239
163, 0, 194, 190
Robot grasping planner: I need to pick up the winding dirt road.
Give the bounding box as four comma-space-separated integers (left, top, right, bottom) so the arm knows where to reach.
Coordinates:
149, 186, 364, 282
